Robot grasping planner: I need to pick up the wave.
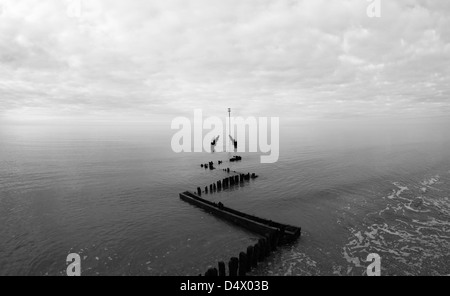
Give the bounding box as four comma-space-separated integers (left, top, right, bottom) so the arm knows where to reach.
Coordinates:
340, 172, 450, 275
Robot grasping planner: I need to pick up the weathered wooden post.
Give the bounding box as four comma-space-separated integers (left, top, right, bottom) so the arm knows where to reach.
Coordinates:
230, 176, 234, 186
213, 183, 217, 192
264, 235, 272, 257
197, 187, 202, 196
217, 180, 222, 191
239, 252, 247, 276
258, 238, 266, 260
205, 186, 208, 194
210, 184, 213, 192
246, 246, 254, 271
205, 267, 218, 276
218, 261, 226, 276
235, 175, 239, 184
265, 233, 273, 251
228, 257, 239, 276
272, 232, 279, 250
252, 243, 259, 267
240, 174, 244, 182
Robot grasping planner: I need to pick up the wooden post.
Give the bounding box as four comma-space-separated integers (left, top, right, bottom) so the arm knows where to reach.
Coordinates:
197, 187, 202, 196
205, 186, 208, 194
264, 236, 271, 256
239, 252, 247, 276
266, 233, 273, 251
217, 180, 222, 191
252, 243, 259, 267
235, 175, 239, 184
205, 267, 218, 276
246, 246, 254, 271
272, 232, 279, 250
258, 238, 266, 260
228, 257, 239, 276
218, 261, 226, 276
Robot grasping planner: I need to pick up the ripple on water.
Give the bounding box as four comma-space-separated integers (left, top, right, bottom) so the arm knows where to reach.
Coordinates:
340, 174, 450, 276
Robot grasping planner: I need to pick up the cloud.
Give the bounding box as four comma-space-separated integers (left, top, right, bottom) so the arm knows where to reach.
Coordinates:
0, 0, 449, 123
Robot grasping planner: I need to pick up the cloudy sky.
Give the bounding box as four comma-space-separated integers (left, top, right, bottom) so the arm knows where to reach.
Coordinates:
0, 0, 449, 123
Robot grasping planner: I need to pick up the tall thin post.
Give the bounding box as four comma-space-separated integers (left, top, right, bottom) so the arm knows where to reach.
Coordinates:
228, 108, 231, 152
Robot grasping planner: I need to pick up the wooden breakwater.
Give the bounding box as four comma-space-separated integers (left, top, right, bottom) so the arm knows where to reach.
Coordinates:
179, 191, 301, 276
196, 171, 259, 196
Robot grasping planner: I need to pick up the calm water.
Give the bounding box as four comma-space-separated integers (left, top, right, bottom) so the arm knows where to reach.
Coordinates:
0, 119, 449, 276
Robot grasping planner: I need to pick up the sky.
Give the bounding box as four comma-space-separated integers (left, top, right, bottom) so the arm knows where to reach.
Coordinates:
0, 0, 449, 124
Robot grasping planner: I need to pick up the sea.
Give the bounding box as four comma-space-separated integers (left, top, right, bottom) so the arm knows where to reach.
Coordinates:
0, 117, 449, 276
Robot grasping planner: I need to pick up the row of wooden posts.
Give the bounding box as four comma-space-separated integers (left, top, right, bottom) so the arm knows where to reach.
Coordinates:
202, 232, 279, 276
196, 166, 263, 276
197, 171, 258, 196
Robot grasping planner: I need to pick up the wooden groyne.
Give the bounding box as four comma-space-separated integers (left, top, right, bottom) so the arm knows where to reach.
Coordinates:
182, 157, 301, 276
180, 191, 300, 243
196, 172, 259, 197
179, 191, 301, 276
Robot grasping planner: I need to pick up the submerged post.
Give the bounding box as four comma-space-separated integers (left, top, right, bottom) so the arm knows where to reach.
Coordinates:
205, 267, 218, 277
